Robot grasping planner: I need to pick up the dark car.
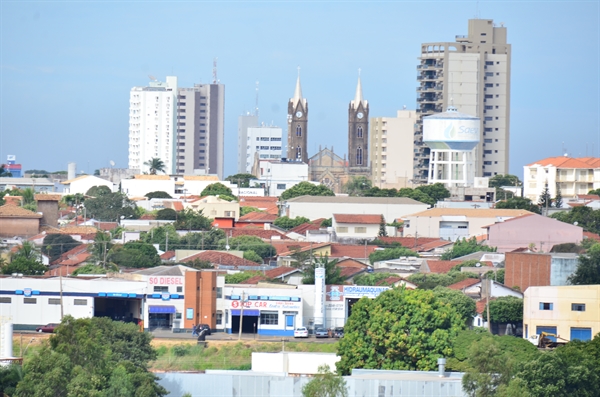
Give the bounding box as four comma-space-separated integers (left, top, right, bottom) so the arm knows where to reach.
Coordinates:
36, 323, 59, 333
314, 327, 329, 338
333, 327, 344, 338
197, 324, 211, 335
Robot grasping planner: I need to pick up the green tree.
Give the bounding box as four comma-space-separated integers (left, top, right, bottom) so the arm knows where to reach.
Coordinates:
302, 364, 348, 397
363, 187, 397, 197
495, 197, 541, 214
320, 218, 332, 227
336, 288, 464, 375
554, 183, 563, 208
201, 182, 233, 197
15, 316, 167, 396
145, 191, 172, 199
85, 185, 112, 197
415, 183, 451, 203
173, 208, 213, 231
368, 247, 419, 265
551, 206, 600, 234
482, 296, 523, 324
84, 192, 138, 222
62, 193, 85, 207
240, 206, 263, 216
0, 364, 23, 396
91, 231, 114, 267
301, 255, 344, 285
274, 216, 311, 230
180, 258, 214, 269
462, 337, 514, 397
489, 174, 522, 189
396, 187, 435, 206
13, 241, 40, 261
225, 173, 258, 188
441, 237, 496, 260
176, 229, 225, 250
107, 241, 161, 268
0, 164, 12, 177
407, 272, 479, 290
243, 250, 263, 264
568, 243, 600, 285
432, 286, 477, 325
353, 272, 398, 286
538, 182, 552, 210
343, 176, 372, 196
225, 271, 263, 284
280, 181, 335, 200
378, 215, 388, 237
71, 263, 116, 276
42, 234, 82, 262
219, 235, 276, 259
144, 157, 166, 175
2, 257, 47, 275
155, 208, 177, 220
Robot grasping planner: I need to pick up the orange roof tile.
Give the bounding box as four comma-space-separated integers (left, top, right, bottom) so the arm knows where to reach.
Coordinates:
239, 275, 268, 284
333, 214, 382, 224
376, 236, 445, 250
288, 219, 326, 234
337, 258, 368, 268
181, 251, 253, 267
238, 196, 279, 215
237, 212, 277, 223
0, 204, 42, 218
3, 196, 22, 206
264, 266, 301, 279
161, 251, 176, 260
35, 194, 62, 201
424, 260, 463, 273
329, 244, 378, 259
133, 174, 171, 180
339, 266, 366, 279
476, 298, 497, 314
448, 278, 481, 290
583, 231, 600, 241
527, 156, 600, 169
221, 228, 290, 240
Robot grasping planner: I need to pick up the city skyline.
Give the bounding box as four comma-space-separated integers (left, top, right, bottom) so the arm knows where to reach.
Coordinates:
1, 2, 598, 178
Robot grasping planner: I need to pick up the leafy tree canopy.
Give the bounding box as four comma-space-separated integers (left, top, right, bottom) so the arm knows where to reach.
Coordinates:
85, 185, 111, 197
301, 255, 344, 285
368, 247, 419, 265
201, 182, 233, 197
441, 237, 496, 260
274, 216, 311, 230
482, 296, 523, 323
415, 183, 451, 203
173, 208, 213, 231
0, 164, 13, 177
488, 174, 522, 188
552, 206, 600, 234
320, 218, 332, 227
302, 364, 348, 397
240, 206, 263, 216
243, 250, 263, 264
107, 242, 161, 268
155, 208, 177, 220
84, 192, 138, 222
218, 235, 276, 259
568, 243, 600, 285
14, 316, 167, 397
495, 196, 541, 214
336, 288, 464, 375
42, 234, 82, 262
225, 271, 263, 284
141, 224, 180, 252
280, 181, 335, 200
225, 173, 258, 188
343, 176, 372, 196
145, 191, 172, 199
353, 272, 398, 286
432, 286, 477, 324
363, 187, 398, 197
2, 257, 47, 275
175, 228, 225, 251
144, 157, 166, 175
407, 271, 479, 290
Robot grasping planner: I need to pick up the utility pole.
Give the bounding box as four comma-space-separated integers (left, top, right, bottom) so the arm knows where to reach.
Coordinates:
59, 274, 64, 320
485, 275, 491, 334
238, 291, 245, 341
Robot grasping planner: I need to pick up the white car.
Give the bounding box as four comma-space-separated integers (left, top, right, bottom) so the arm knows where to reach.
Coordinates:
294, 327, 309, 338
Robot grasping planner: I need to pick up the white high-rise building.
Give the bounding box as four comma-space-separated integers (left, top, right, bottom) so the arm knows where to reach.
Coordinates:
244, 125, 283, 174
128, 76, 178, 174
237, 114, 259, 173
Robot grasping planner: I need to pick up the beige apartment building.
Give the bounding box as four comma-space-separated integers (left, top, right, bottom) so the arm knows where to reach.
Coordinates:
414, 19, 511, 183
370, 110, 417, 188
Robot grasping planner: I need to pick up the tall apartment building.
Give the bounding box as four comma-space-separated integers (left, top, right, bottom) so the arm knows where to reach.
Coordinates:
370, 110, 418, 188
237, 114, 258, 173
128, 76, 178, 174
414, 19, 511, 182
244, 126, 283, 173
176, 84, 225, 179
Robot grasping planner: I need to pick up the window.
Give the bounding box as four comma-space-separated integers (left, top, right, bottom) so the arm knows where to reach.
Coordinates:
270, 137, 281, 141
484, 128, 492, 132
539, 302, 553, 311
296, 147, 302, 159
277, 184, 286, 189
296, 125, 302, 137
354, 227, 367, 233
572, 303, 586, 312
260, 311, 278, 325
154, 286, 169, 293
485, 60, 493, 64
485, 72, 493, 77
24, 298, 37, 304
485, 94, 493, 99
216, 287, 223, 299
485, 117, 493, 121
260, 137, 270, 141
175, 313, 182, 319
0, 297, 11, 303
177, 286, 183, 293
48, 298, 60, 305
485, 105, 493, 110
357, 126, 363, 138
336, 227, 348, 233
74, 299, 87, 306
485, 83, 493, 87
356, 147, 363, 165
216, 311, 223, 325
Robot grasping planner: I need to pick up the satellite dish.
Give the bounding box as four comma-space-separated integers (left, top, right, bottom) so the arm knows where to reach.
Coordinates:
109, 160, 115, 167
574, 221, 579, 226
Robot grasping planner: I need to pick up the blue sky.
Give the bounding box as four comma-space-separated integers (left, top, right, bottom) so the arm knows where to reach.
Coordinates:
1, 1, 598, 178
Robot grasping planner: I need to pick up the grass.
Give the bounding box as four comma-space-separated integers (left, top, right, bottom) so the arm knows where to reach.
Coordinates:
150, 340, 339, 371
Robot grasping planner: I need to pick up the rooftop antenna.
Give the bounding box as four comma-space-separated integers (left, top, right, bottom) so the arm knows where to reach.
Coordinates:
255, 81, 259, 118
562, 142, 568, 157
212, 58, 218, 84
475, 0, 480, 19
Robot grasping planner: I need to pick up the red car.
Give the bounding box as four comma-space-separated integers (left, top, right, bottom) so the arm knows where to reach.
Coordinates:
36, 323, 59, 333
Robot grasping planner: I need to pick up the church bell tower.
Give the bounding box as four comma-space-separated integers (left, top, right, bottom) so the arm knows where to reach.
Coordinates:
348, 73, 369, 169
287, 70, 308, 163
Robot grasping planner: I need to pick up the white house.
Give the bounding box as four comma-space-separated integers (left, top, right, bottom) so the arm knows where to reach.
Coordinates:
121, 175, 239, 198
332, 214, 383, 239
62, 175, 114, 195
253, 160, 313, 197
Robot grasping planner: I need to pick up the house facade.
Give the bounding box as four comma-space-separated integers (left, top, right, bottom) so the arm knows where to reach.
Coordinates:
504, 252, 579, 292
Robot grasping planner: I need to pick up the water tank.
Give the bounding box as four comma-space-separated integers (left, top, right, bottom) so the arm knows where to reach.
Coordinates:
68, 162, 76, 180
423, 106, 480, 150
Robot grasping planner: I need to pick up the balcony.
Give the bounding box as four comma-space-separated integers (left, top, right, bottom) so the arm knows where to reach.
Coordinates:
455, 35, 469, 43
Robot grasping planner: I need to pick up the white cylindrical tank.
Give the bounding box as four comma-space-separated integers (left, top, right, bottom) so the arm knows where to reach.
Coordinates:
68, 162, 76, 180
423, 106, 480, 150
2, 322, 13, 358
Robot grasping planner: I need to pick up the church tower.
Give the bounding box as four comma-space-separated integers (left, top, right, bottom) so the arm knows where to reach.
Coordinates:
287, 71, 308, 162
348, 74, 369, 169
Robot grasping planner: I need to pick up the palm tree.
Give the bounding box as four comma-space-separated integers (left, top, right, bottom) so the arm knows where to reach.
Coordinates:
14, 241, 40, 261
144, 158, 166, 175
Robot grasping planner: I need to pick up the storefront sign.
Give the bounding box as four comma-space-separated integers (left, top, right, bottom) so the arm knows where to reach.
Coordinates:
326, 285, 344, 301
325, 302, 345, 312
148, 277, 183, 286
230, 300, 301, 310
343, 286, 389, 299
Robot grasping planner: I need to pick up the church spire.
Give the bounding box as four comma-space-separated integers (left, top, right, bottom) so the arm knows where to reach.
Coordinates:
351, 70, 367, 109
291, 67, 303, 107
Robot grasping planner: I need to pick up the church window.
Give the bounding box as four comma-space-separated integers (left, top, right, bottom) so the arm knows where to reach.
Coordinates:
356, 147, 363, 165
296, 125, 302, 137
357, 126, 363, 138
296, 147, 302, 159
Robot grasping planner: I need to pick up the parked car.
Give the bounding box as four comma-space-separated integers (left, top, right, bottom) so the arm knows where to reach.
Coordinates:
197, 324, 211, 335
294, 327, 309, 338
333, 327, 344, 338
36, 323, 59, 333
314, 327, 329, 338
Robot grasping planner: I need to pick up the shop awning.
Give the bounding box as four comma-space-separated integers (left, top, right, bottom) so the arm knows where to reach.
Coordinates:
231, 310, 259, 316
149, 305, 176, 314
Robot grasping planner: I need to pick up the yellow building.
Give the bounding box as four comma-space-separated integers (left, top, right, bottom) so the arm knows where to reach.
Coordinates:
523, 285, 600, 342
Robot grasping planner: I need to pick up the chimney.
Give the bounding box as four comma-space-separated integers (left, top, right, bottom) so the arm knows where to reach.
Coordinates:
437, 357, 447, 377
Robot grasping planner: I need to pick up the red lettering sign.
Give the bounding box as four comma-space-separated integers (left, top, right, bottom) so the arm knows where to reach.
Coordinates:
149, 277, 182, 285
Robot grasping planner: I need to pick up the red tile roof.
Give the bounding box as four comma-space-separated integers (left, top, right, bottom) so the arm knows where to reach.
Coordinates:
220, 228, 290, 240
448, 278, 481, 290
339, 266, 366, 279
238, 196, 279, 215
237, 212, 278, 223
0, 204, 43, 218
161, 251, 176, 260
140, 214, 156, 220
288, 219, 326, 235
51, 244, 91, 266
240, 275, 268, 284
424, 260, 463, 273
330, 244, 379, 259
476, 298, 497, 314
527, 156, 600, 169
96, 222, 118, 231
181, 250, 253, 267
273, 242, 331, 256
264, 266, 301, 279
333, 214, 382, 224
584, 231, 600, 242
337, 258, 368, 268
375, 236, 440, 250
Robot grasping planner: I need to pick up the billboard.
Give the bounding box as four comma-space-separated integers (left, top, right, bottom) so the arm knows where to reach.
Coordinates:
423, 118, 480, 150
